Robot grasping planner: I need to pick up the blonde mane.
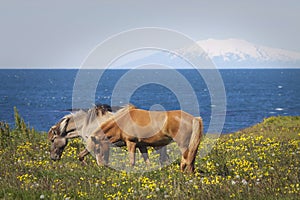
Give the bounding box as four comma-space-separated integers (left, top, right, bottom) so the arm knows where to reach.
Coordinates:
104, 104, 136, 122
114, 104, 136, 115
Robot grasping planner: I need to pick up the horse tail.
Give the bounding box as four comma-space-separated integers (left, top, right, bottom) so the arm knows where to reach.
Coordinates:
185, 117, 203, 172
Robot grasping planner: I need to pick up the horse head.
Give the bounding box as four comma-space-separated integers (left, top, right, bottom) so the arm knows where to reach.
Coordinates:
48, 116, 73, 161
48, 104, 113, 161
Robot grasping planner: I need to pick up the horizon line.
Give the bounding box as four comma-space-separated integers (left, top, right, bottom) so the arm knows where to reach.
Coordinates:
1, 66, 300, 70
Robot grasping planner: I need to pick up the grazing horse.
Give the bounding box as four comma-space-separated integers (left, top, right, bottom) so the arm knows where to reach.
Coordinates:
90, 107, 203, 172
48, 104, 113, 165
48, 104, 168, 166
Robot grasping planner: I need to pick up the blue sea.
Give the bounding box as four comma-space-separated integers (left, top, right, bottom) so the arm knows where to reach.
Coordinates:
0, 69, 299, 133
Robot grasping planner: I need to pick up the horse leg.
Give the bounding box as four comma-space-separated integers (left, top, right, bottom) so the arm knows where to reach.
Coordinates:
175, 117, 203, 173
172, 136, 189, 172
184, 148, 198, 173
155, 146, 169, 165
186, 117, 203, 173
181, 117, 203, 172
173, 141, 195, 172
179, 149, 188, 171
180, 149, 198, 173
94, 142, 107, 167
101, 140, 110, 166
138, 146, 150, 165
126, 141, 136, 166
86, 136, 106, 166
78, 148, 89, 165
94, 139, 111, 167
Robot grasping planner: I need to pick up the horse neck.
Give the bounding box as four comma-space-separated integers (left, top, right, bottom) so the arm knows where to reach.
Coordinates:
112, 105, 134, 120
78, 111, 114, 141
100, 111, 114, 121
65, 118, 80, 136
70, 110, 89, 139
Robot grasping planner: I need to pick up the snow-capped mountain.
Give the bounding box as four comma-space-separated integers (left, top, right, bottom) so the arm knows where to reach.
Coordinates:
184, 39, 300, 68
114, 38, 300, 69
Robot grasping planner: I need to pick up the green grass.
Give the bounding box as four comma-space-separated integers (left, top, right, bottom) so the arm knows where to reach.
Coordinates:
0, 109, 299, 199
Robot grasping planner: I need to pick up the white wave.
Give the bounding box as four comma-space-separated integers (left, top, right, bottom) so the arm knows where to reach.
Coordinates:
275, 108, 284, 111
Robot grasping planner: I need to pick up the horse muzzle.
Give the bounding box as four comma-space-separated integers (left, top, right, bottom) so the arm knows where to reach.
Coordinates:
50, 154, 61, 161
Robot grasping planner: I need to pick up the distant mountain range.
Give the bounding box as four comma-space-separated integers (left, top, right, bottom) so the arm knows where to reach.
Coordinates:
114, 39, 300, 69
192, 39, 300, 68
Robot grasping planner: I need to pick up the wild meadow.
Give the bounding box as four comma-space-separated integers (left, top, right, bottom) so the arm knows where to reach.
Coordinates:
0, 108, 299, 199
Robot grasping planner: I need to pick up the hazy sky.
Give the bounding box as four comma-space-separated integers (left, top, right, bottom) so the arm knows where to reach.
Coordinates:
0, 0, 299, 68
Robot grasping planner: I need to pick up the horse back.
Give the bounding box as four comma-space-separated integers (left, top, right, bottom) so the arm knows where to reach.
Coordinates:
165, 110, 194, 135
100, 109, 195, 144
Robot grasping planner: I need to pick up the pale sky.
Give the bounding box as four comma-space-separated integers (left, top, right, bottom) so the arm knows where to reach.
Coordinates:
0, 0, 299, 68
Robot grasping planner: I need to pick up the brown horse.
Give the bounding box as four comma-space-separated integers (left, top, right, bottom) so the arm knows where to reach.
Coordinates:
48, 104, 169, 166
90, 107, 203, 172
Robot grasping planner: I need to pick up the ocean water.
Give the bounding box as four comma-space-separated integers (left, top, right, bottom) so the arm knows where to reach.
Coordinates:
0, 69, 299, 133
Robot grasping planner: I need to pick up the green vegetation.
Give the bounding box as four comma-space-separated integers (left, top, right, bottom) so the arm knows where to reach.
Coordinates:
0, 108, 299, 199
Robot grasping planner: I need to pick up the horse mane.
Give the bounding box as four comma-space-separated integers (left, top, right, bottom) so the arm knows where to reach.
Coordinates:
50, 104, 114, 138
54, 110, 84, 136
85, 104, 112, 125
103, 104, 137, 124
96, 104, 112, 114
114, 104, 136, 115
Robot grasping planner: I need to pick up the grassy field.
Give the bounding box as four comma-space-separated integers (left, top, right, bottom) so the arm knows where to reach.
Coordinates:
0, 108, 299, 199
